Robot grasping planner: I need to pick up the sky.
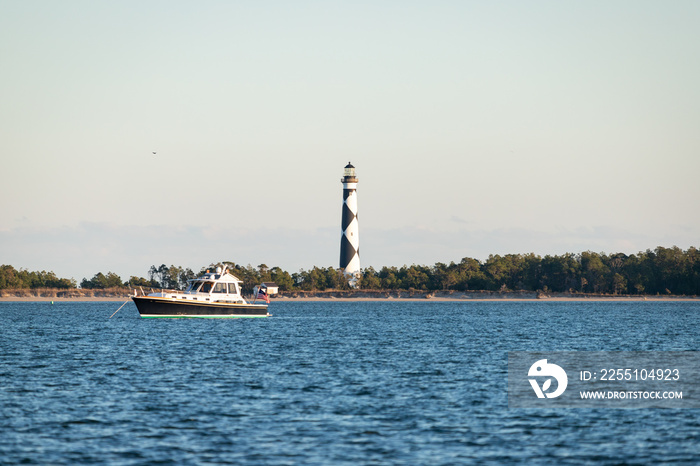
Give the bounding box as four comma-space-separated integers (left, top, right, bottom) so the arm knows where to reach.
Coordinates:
1, 1, 699, 282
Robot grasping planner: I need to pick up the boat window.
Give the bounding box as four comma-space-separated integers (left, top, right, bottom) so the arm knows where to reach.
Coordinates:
227, 283, 238, 294
187, 282, 201, 292
213, 283, 226, 293
200, 282, 213, 293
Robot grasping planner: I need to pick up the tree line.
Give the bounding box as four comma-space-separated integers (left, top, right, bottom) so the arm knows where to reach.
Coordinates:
1, 246, 698, 295
0, 265, 77, 289
356, 247, 700, 296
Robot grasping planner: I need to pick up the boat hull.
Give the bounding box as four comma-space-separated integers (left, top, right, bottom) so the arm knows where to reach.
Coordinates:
132, 296, 269, 318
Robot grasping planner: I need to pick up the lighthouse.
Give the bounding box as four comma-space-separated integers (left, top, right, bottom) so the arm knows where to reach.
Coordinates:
340, 162, 360, 284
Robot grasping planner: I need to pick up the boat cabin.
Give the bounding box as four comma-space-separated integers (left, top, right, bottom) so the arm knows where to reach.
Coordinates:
182, 267, 245, 299
145, 266, 248, 304
186, 270, 243, 296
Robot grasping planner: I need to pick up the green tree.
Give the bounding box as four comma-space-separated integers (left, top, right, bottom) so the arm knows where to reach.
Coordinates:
81, 272, 122, 289
580, 252, 610, 293
309, 267, 326, 290
622, 253, 651, 295
652, 246, 691, 295
612, 273, 627, 295
359, 266, 382, 290
270, 266, 294, 291
452, 257, 487, 291
689, 247, 700, 295
378, 266, 399, 289
540, 253, 580, 292
127, 276, 151, 287
293, 269, 311, 291
399, 265, 430, 290
0, 265, 22, 288
432, 262, 458, 290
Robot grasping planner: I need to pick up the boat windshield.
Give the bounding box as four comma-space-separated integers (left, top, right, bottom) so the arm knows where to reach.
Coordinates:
186, 282, 201, 292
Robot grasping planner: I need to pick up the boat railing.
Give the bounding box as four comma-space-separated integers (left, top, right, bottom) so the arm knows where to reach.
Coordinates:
133, 286, 183, 297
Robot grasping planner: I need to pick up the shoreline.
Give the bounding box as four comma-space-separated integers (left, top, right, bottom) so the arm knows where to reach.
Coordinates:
1, 287, 697, 303
0, 295, 697, 303
274, 296, 699, 302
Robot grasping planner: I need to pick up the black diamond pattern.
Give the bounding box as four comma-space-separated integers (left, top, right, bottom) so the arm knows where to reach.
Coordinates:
339, 234, 357, 269
342, 203, 356, 230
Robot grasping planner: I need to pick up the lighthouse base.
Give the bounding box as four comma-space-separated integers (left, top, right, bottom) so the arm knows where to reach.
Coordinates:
343, 270, 361, 289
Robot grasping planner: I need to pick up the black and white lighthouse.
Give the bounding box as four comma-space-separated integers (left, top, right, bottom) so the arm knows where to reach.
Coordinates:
340, 162, 360, 284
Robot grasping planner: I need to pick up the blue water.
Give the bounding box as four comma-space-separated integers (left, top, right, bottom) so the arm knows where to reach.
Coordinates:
1, 301, 699, 464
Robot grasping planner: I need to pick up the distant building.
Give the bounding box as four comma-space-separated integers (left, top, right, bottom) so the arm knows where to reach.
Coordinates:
262, 282, 279, 295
